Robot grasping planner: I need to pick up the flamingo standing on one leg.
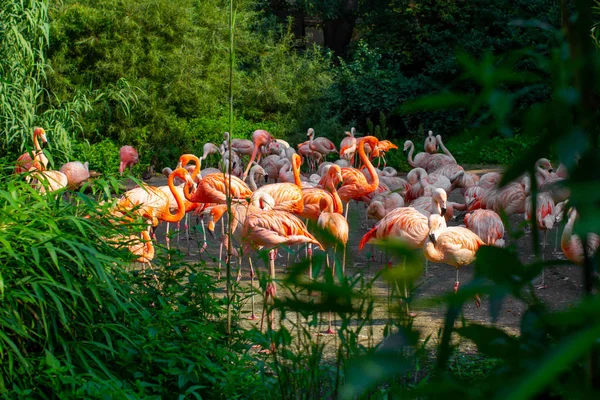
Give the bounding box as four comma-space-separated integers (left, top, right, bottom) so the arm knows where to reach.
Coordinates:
15, 127, 48, 173
242, 130, 274, 180
424, 214, 484, 303
119, 145, 139, 176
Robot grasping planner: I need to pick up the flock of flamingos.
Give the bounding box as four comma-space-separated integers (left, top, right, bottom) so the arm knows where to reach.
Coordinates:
15, 126, 599, 330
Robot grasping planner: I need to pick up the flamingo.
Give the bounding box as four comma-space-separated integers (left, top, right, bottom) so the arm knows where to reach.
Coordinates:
464, 210, 505, 247
241, 209, 322, 331
178, 154, 253, 206
423, 135, 456, 172
561, 208, 600, 265
424, 214, 484, 296
316, 196, 349, 334
60, 161, 90, 189
340, 127, 358, 163
119, 145, 139, 176
200, 143, 221, 168
300, 165, 344, 221
375, 140, 398, 168
410, 189, 465, 221
338, 136, 381, 218
366, 192, 405, 222
525, 192, 556, 288
246, 164, 268, 191
27, 170, 68, 194
251, 154, 304, 214
424, 130, 438, 153
15, 127, 48, 173
241, 130, 274, 180
307, 128, 338, 161
403, 140, 432, 169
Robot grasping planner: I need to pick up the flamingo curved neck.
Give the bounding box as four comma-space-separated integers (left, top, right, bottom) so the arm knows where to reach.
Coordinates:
292, 158, 302, 187
436, 136, 455, 162
140, 231, 155, 260
358, 139, 379, 192
163, 172, 186, 223
33, 133, 41, 152
406, 141, 416, 168
325, 180, 343, 214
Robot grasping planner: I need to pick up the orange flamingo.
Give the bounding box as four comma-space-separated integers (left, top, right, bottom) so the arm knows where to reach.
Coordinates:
15, 127, 48, 173
178, 154, 253, 206
561, 208, 600, 265
464, 209, 505, 247
338, 136, 381, 218
119, 167, 194, 228
424, 214, 484, 296
242, 130, 274, 180
375, 140, 398, 168
300, 165, 344, 220
241, 209, 322, 331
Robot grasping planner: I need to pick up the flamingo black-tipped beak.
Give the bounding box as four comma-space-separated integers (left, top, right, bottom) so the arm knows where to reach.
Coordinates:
429, 233, 436, 244
441, 207, 447, 216
549, 168, 554, 173
264, 174, 269, 181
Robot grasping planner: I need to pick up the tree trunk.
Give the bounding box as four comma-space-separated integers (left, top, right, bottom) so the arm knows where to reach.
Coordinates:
322, 0, 358, 57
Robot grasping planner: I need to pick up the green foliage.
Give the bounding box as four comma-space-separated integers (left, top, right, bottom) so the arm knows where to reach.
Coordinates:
46, 0, 339, 168
0, 167, 268, 398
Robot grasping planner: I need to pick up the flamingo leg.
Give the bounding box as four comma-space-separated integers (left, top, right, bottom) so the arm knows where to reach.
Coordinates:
249, 257, 257, 320
323, 252, 335, 335
218, 218, 224, 280
454, 268, 460, 293
537, 230, 548, 289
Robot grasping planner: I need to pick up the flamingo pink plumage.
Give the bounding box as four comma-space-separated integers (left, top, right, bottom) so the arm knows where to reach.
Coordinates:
119, 145, 139, 176
340, 127, 358, 162
424, 130, 438, 153
464, 209, 505, 247
60, 161, 90, 189
15, 127, 48, 173
561, 208, 600, 265
242, 130, 274, 180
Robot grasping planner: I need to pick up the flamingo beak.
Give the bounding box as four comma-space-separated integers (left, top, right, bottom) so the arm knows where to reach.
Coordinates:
176, 161, 183, 168
549, 168, 554, 173
40, 133, 48, 146
429, 233, 436, 244
441, 207, 447, 216
208, 219, 215, 234
264, 174, 269, 181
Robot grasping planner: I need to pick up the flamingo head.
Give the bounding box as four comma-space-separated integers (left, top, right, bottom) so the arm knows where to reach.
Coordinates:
34, 127, 48, 146
177, 154, 199, 170
536, 158, 553, 172
306, 128, 315, 138
172, 167, 196, 190
403, 140, 412, 152
432, 188, 447, 216
361, 136, 380, 157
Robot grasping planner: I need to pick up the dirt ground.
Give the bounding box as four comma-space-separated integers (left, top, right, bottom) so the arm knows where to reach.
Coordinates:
139, 167, 582, 352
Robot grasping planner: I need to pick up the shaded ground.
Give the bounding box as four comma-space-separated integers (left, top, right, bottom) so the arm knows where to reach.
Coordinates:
140, 168, 582, 352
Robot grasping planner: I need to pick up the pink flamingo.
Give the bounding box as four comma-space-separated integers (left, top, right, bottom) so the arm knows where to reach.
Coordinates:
15, 127, 48, 173
561, 208, 600, 265
27, 170, 68, 194
464, 209, 505, 247
424, 214, 484, 296
424, 135, 456, 172
366, 192, 405, 222
424, 130, 438, 153
300, 165, 344, 221
119, 145, 139, 176
241, 209, 322, 332
307, 128, 338, 161
403, 140, 432, 170
60, 161, 90, 189
525, 192, 556, 288
241, 130, 274, 180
